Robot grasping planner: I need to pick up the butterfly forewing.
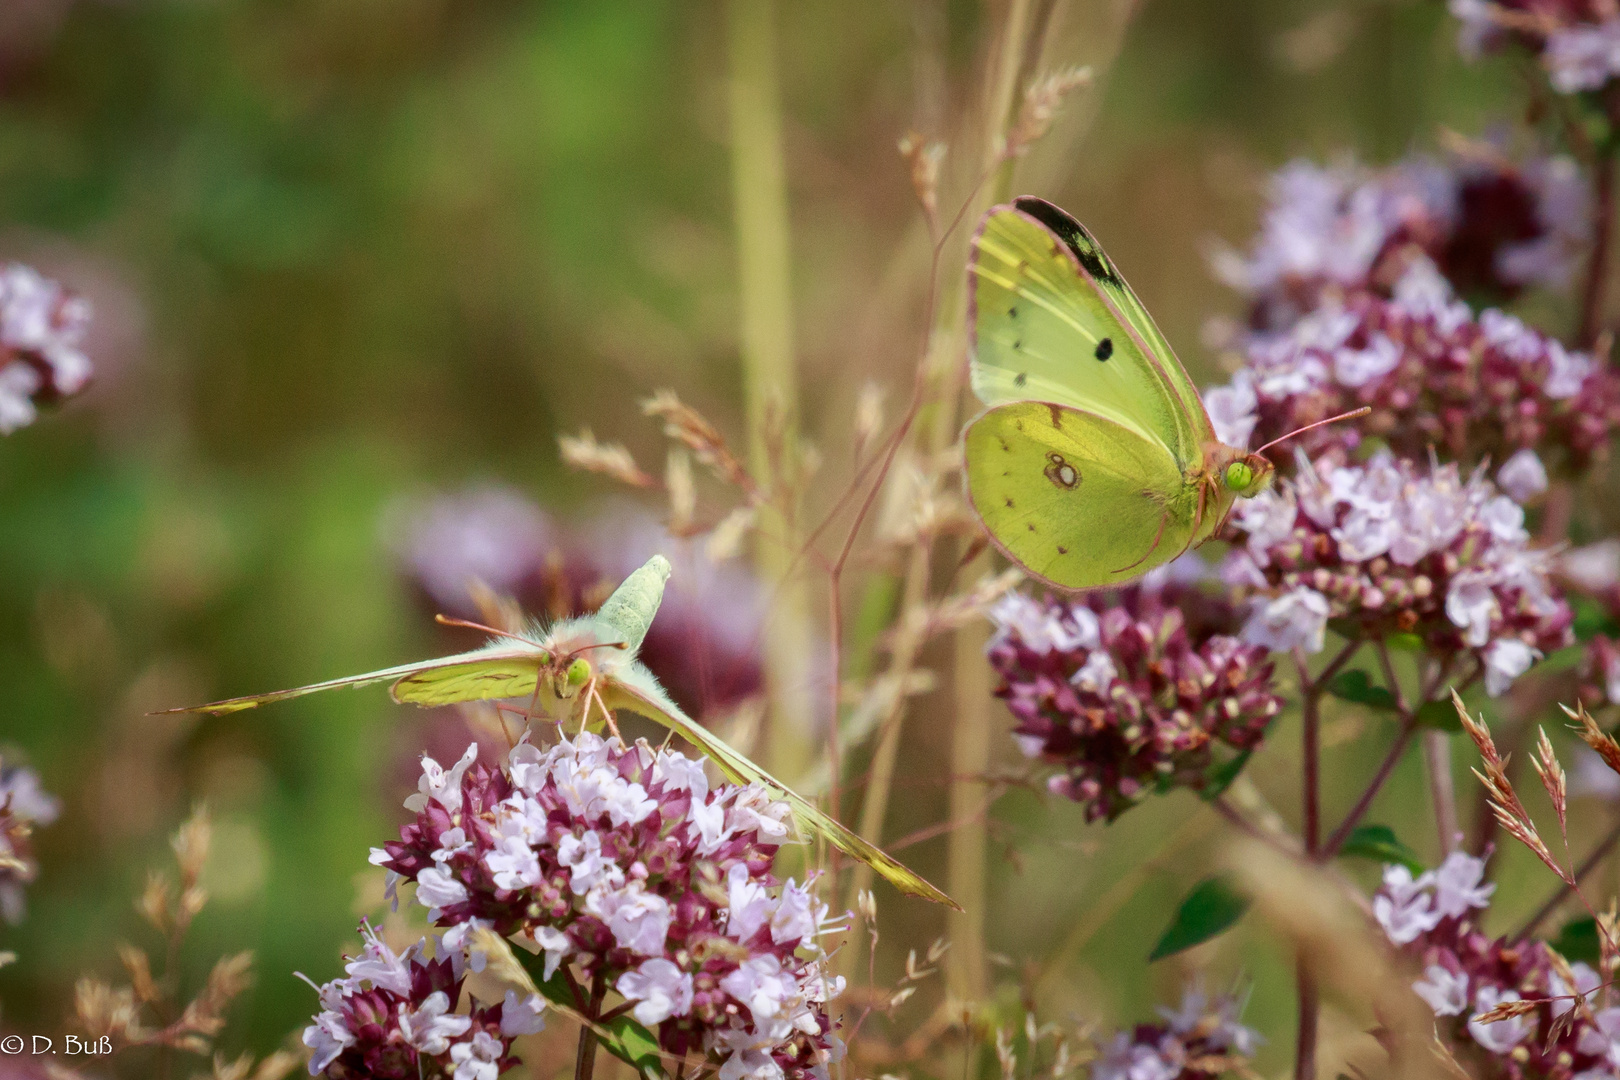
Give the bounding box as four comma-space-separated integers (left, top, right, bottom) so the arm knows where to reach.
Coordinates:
1010, 197, 1217, 448
965, 401, 1196, 590
161, 644, 551, 716
969, 201, 1210, 467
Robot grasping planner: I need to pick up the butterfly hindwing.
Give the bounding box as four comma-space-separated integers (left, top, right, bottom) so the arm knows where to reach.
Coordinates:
969, 200, 1211, 465
601, 666, 959, 910
965, 400, 1196, 590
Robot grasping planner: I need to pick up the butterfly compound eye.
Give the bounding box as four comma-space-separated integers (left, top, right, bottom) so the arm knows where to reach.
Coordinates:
566, 658, 591, 687
1224, 460, 1255, 492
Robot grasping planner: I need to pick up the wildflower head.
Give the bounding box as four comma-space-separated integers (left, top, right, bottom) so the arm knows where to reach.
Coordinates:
1205, 261, 1620, 479
0, 264, 92, 435
1374, 849, 1620, 1078
1091, 984, 1261, 1080
1213, 153, 1589, 328
1224, 452, 1571, 695
1451, 1, 1620, 96
985, 567, 1283, 821
0, 761, 59, 925
372, 733, 844, 1080
300, 923, 545, 1080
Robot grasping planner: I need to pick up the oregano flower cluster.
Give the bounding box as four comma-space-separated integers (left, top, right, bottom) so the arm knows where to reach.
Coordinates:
359, 734, 845, 1080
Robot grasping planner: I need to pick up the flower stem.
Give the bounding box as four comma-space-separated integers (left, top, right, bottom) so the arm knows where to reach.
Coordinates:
1299, 655, 1322, 856
1296, 652, 1323, 1080
574, 974, 607, 1080
1581, 141, 1617, 350
1423, 730, 1458, 855
1294, 958, 1319, 1080
1319, 718, 1418, 860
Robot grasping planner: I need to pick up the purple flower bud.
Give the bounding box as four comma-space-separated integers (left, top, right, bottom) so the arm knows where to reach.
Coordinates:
984, 572, 1283, 822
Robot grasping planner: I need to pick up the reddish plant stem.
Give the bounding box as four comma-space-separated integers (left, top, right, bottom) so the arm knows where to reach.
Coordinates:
1295, 959, 1319, 1080
1296, 653, 1324, 856
574, 975, 607, 1080
1296, 650, 1323, 1080
1319, 719, 1418, 859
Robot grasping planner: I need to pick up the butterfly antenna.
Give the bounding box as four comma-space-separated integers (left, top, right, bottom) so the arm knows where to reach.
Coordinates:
434, 613, 537, 644
1253, 406, 1372, 456
563, 640, 631, 662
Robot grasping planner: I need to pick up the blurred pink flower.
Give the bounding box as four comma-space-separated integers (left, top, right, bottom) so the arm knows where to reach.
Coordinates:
0, 264, 91, 435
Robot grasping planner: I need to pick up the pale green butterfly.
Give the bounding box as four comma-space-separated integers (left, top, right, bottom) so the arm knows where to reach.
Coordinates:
962, 196, 1360, 590
162, 555, 956, 909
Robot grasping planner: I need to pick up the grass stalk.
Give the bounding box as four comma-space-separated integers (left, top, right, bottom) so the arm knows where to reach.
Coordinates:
727, 0, 816, 781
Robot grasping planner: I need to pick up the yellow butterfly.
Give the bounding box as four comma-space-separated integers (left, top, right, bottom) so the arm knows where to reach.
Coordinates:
962, 197, 1359, 590
162, 555, 956, 909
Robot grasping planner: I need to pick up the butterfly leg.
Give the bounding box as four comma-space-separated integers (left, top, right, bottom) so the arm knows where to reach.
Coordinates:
580, 678, 622, 740
1110, 506, 1172, 574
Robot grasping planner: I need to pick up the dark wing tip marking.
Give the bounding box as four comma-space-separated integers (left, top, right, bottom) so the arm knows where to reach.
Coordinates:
1013, 195, 1123, 288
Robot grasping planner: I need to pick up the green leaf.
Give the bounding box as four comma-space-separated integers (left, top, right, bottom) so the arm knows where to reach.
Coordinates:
1198, 751, 1252, 802
1551, 917, 1602, 966
1573, 595, 1620, 643
1338, 824, 1425, 874
1326, 670, 1396, 711
1149, 876, 1250, 961
514, 949, 668, 1078
1384, 632, 1424, 652
1415, 699, 1462, 732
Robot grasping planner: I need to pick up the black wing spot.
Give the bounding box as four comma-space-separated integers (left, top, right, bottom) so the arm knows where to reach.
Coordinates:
1008, 305, 1019, 318
1014, 196, 1122, 287
1026, 522, 1037, 531
1043, 452, 1081, 490
1014, 372, 1027, 387
1012, 338, 1022, 351
1057, 545, 1068, 555
1094, 337, 1113, 361
1003, 496, 1015, 508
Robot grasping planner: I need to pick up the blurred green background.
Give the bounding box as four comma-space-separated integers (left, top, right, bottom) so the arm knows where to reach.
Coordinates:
0, 0, 1589, 1073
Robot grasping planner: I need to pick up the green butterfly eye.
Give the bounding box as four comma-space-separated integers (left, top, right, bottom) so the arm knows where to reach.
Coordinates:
1225, 461, 1256, 492
566, 658, 591, 686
